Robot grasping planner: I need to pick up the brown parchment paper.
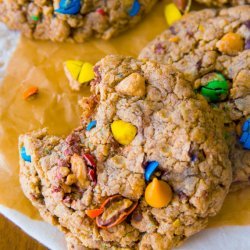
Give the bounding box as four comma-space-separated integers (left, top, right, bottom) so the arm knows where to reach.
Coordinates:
0, 0, 250, 226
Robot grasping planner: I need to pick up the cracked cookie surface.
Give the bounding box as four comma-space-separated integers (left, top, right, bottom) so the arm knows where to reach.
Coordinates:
0, 0, 157, 42
194, 0, 250, 7
19, 55, 231, 249
139, 6, 250, 191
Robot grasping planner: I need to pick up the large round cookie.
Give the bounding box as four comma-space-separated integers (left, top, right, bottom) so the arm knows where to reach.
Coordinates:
0, 0, 157, 42
194, 0, 250, 7
139, 6, 250, 191
19, 55, 231, 249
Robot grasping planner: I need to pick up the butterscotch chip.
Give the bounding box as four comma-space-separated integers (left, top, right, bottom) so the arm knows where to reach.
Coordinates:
115, 73, 146, 97
216, 32, 244, 55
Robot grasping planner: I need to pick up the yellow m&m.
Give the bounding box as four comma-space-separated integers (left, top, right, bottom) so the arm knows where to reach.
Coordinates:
64, 60, 83, 80
64, 60, 94, 90
78, 62, 95, 84
111, 120, 137, 145
145, 178, 172, 208
164, 3, 182, 26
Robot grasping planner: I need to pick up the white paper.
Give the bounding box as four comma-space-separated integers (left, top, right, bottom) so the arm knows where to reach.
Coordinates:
0, 22, 249, 250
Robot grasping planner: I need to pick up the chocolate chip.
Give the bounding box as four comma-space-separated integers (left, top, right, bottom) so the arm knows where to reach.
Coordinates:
66, 133, 81, 145
57, 158, 70, 168
63, 195, 71, 204
154, 43, 165, 54
132, 210, 143, 222
188, 142, 206, 162
92, 65, 101, 85
196, 59, 202, 70
169, 26, 177, 35
177, 191, 188, 200
186, 30, 194, 38
244, 20, 250, 30
64, 133, 82, 156
245, 38, 250, 50
52, 186, 61, 193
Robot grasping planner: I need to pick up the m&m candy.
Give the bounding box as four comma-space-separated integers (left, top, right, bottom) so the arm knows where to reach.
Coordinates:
200, 73, 228, 102
20, 146, 31, 162
144, 161, 159, 181
55, 0, 81, 15
86, 120, 97, 131
129, 0, 141, 17
111, 120, 137, 145
240, 119, 250, 149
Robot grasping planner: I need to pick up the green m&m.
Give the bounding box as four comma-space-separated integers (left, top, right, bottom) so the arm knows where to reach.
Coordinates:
200, 73, 229, 102
31, 15, 40, 21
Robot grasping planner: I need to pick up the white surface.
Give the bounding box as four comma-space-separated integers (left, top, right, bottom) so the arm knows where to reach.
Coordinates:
0, 22, 249, 250
0, 23, 19, 81
0, 205, 67, 250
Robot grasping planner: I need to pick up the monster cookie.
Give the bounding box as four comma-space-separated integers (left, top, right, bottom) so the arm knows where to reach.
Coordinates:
139, 6, 250, 191
19, 55, 231, 249
194, 0, 250, 7
0, 0, 157, 42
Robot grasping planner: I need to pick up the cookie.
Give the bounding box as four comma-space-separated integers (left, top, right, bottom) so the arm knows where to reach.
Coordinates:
194, 0, 250, 7
19, 55, 231, 249
0, 0, 157, 42
139, 6, 250, 191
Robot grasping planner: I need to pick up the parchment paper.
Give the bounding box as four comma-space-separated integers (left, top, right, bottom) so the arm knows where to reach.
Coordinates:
1, 1, 250, 249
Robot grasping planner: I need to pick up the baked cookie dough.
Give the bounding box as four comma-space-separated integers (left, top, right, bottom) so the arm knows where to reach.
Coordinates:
0, 0, 157, 42
139, 6, 250, 191
19, 55, 231, 249
194, 0, 250, 7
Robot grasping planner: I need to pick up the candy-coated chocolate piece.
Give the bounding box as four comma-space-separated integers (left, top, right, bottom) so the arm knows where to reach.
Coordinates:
145, 161, 159, 181
78, 62, 95, 84
240, 119, 250, 149
200, 73, 228, 102
245, 38, 250, 50
243, 120, 250, 131
216, 32, 244, 55
23, 86, 39, 100
86, 208, 104, 219
129, 0, 141, 17
111, 120, 137, 145
86, 120, 97, 131
96, 195, 138, 229
145, 178, 172, 208
164, 3, 182, 26
55, 0, 81, 15
96, 8, 105, 15
31, 15, 39, 21
64, 60, 94, 90
21, 146, 31, 162
64, 60, 83, 80
88, 168, 97, 184
82, 153, 96, 169
81, 153, 97, 184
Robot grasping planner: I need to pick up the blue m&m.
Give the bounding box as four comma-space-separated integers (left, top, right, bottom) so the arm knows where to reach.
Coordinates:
240, 119, 250, 149
55, 0, 81, 15
128, 0, 141, 17
86, 120, 97, 131
21, 146, 31, 162
144, 161, 159, 181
